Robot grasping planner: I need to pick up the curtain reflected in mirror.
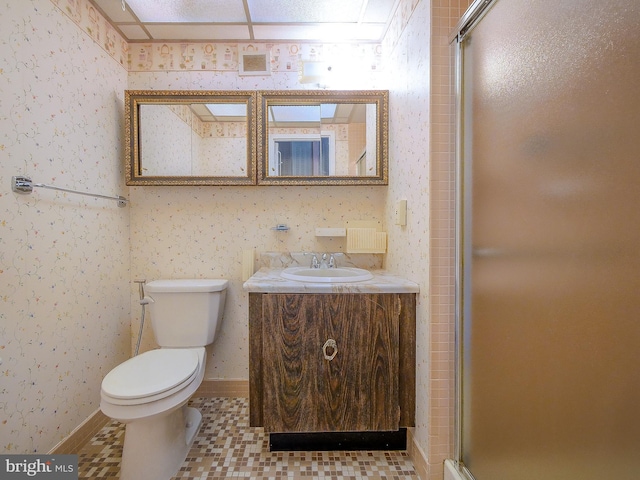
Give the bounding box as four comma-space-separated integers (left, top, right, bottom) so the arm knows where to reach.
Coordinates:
257, 91, 388, 185
125, 90, 387, 186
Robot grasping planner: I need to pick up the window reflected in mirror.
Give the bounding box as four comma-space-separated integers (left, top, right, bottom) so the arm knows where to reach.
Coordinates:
125, 90, 387, 186
257, 91, 388, 185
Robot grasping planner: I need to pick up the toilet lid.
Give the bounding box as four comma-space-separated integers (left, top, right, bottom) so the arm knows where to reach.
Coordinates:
101, 349, 199, 400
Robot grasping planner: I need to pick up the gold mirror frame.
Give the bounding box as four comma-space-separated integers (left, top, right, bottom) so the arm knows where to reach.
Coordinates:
125, 90, 257, 186
257, 90, 388, 186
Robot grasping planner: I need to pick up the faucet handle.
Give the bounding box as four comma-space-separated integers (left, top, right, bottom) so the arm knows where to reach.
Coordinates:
327, 252, 343, 268
303, 252, 320, 268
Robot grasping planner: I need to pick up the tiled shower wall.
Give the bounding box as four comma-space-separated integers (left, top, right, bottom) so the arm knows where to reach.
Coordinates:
428, 1, 471, 479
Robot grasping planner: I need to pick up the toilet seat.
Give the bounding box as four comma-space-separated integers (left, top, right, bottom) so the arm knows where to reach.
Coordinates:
102, 348, 200, 406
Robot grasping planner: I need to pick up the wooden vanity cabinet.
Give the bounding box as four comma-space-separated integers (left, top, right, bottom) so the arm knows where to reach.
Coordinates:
249, 293, 416, 433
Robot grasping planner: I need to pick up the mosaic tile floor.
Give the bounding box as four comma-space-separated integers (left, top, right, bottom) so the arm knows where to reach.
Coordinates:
78, 397, 419, 479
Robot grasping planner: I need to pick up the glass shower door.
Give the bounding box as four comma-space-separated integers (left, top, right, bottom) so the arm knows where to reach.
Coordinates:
458, 1, 640, 479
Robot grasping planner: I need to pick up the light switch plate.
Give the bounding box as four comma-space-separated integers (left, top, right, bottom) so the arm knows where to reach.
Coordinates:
395, 199, 407, 226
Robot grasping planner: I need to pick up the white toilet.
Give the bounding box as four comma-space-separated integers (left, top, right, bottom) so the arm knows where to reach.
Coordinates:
100, 279, 228, 480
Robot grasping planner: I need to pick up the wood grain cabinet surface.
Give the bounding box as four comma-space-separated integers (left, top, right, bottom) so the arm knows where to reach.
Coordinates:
249, 293, 416, 433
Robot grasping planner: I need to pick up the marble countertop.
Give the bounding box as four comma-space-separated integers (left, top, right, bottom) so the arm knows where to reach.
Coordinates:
243, 267, 420, 294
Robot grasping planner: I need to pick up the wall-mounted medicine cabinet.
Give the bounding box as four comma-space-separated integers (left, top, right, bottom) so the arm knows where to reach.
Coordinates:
125, 90, 257, 186
256, 90, 388, 185
125, 89, 388, 186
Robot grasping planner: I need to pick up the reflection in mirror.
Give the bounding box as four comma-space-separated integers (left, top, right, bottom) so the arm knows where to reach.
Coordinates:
258, 91, 388, 185
267, 104, 322, 176
125, 91, 256, 186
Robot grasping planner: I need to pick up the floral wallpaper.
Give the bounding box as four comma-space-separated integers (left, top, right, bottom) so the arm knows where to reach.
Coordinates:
196, 133, 246, 176
49, 0, 129, 67
139, 104, 249, 176
383, 0, 434, 471
1, 0, 130, 453
140, 105, 193, 176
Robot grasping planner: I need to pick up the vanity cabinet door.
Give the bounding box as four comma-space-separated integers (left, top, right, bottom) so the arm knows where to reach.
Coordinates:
261, 294, 400, 433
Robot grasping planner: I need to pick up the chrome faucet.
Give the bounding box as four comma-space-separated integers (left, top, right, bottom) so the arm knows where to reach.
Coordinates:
308, 253, 339, 268
321, 253, 338, 268
310, 254, 320, 268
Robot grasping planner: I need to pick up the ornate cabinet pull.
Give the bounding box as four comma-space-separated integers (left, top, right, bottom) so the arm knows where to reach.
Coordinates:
322, 339, 338, 361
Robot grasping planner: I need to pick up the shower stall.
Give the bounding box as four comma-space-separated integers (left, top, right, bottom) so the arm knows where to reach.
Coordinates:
449, 0, 640, 479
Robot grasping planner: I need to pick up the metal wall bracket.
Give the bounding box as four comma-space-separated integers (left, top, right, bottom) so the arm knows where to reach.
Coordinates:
11, 176, 34, 194
11, 175, 128, 208
271, 224, 290, 232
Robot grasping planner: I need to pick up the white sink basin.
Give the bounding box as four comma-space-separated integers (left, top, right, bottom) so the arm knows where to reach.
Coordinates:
280, 267, 374, 283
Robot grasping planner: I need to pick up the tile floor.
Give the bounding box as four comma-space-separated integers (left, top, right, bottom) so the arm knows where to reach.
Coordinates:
78, 397, 419, 479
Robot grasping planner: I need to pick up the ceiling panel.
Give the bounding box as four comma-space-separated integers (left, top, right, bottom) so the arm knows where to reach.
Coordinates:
117, 24, 150, 40
124, 0, 248, 22
145, 24, 252, 40
90, 0, 398, 43
93, 0, 138, 22
253, 23, 385, 41
247, 0, 363, 23
362, 0, 396, 22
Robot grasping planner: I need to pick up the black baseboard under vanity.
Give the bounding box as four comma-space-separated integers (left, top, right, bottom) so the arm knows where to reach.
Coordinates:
268, 429, 407, 451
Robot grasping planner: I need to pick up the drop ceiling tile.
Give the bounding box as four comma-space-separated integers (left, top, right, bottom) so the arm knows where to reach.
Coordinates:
94, 0, 138, 22
125, 0, 248, 23
362, 0, 397, 23
253, 23, 384, 42
145, 24, 251, 40
247, 0, 364, 23
117, 24, 150, 40
350, 23, 387, 40
91, 0, 393, 43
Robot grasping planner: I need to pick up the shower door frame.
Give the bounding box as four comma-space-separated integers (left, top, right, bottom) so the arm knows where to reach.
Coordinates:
451, 0, 499, 478
451, 0, 640, 478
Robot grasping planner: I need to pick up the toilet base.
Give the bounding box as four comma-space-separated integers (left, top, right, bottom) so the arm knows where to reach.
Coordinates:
120, 406, 202, 480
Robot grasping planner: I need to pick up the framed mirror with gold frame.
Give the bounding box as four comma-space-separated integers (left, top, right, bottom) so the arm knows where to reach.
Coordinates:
125, 90, 257, 186
256, 90, 388, 186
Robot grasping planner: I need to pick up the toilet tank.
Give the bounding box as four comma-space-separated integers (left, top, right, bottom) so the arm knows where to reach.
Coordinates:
143, 279, 228, 348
